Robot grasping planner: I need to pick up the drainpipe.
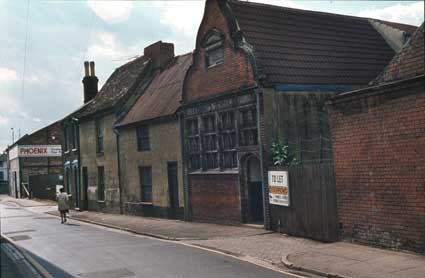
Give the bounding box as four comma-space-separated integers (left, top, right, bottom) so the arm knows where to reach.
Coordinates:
255, 86, 270, 230
113, 127, 123, 214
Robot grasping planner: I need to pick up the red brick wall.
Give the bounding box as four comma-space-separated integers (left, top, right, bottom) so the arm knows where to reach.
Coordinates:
189, 174, 241, 223
329, 78, 425, 253
184, 0, 255, 103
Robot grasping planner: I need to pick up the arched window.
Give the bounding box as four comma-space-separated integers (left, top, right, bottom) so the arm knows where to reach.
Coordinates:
203, 29, 224, 68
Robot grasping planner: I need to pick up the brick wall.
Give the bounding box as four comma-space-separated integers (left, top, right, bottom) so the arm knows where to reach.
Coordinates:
189, 174, 241, 223
329, 77, 425, 253
184, 0, 255, 103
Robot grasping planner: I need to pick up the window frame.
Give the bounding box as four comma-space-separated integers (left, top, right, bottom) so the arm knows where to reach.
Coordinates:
186, 118, 201, 171
95, 119, 104, 154
202, 114, 219, 170
136, 125, 150, 151
139, 166, 152, 203
239, 107, 258, 147
203, 29, 225, 68
219, 110, 238, 169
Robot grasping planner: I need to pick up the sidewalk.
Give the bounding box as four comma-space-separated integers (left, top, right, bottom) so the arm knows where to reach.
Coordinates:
3, 196, 424, 278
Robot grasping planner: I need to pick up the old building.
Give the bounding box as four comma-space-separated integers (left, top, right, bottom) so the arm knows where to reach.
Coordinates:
181, 0, 416, 234
0, 153, 8, 194
328, 24, 424, 253
6, 121, 63, 199
115, 49, 192, 220
72, 58, 150, 213
61, 61, 99, 209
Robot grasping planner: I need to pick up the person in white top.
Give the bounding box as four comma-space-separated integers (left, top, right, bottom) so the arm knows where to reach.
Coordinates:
57, 188, 70, 224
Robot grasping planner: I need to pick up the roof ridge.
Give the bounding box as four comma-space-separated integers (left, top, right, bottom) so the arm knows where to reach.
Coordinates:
230, 0, 417, 29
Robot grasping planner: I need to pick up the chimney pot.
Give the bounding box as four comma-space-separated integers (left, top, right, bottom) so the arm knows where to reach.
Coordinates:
84, 61, 90, 77
89, 61, 95, 76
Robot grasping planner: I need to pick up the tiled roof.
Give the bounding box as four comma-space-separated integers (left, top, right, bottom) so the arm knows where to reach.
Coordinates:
116, 53, 192, 127
76, 55, 149, 119
228, 0, 417, 86
372, 24, 424, 85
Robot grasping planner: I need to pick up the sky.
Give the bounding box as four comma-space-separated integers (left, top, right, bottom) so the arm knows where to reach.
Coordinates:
0, 0, 424, 152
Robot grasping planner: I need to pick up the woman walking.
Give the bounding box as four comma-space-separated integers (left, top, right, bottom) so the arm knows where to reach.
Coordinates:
57, 188, 70, 224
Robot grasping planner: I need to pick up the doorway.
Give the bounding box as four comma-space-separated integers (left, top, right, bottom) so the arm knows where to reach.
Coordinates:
73, 166, 80, 208
82, 167, 89, 210
167, 162, 179, 219
246, 156, 264, 223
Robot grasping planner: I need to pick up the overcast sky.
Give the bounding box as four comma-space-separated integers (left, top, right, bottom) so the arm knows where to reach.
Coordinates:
0, 0, 423, 151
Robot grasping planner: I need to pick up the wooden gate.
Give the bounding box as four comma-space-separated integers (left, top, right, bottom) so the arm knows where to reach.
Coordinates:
269, 162, 339, 242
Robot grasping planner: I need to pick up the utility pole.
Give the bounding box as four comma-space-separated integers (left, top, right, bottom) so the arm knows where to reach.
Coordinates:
11, 128, 14, 144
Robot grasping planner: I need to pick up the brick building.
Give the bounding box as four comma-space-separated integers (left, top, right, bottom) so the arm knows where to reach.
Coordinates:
181, 0, 416, 229
328, 24, 424, 253
6, 121, 63, 199
115, 48, 192, 219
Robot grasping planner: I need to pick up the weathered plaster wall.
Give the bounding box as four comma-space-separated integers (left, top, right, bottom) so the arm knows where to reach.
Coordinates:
79, 113, 120, 213
119, 120, 184, 217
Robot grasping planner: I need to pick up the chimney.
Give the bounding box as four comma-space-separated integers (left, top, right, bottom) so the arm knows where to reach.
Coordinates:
144, 41, 175, 70
82, 60, 99, 103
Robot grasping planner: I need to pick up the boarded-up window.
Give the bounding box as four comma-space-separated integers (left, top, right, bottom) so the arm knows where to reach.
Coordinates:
97, 166, 105, 201
139, 166, 152, 202
136, 125, 150, 151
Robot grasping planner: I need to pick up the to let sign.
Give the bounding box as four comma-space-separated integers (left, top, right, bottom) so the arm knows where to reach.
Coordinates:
268, 171, 290, 206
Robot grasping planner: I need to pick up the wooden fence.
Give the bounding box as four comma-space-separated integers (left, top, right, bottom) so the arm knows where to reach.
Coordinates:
269, 162, 339, 242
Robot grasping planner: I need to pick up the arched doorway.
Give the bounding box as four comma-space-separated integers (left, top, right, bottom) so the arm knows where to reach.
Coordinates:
242, 155, 264, 224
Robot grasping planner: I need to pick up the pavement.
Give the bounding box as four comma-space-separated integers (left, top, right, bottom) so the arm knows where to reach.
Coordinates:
2, 196, 425, 278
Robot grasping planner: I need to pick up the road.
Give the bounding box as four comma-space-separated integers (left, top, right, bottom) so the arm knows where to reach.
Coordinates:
0, 202, 302, 278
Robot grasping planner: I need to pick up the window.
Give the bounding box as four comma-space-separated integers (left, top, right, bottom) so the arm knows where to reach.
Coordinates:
0, 161, 3, 168
139, 166, 152, 202
0, 172, 4, 181
136, 125, 150, 151
72, 124, 78, 149
204, 29, 224, 68
220, 111, 237, 168
65, 167, 71, 193
187, 119, 201, 170
98, 166, 105, 201
239, 108, 258, 146
95, 119, 104, 153
202, 115, 218, 169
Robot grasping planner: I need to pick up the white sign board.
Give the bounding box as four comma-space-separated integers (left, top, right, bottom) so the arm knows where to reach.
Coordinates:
268, 171, 290, 206
9, 146, 18, 160
16, 145, 62, 157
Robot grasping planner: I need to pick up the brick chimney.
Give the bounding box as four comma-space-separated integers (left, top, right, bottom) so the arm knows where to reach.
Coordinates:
82, 61, 99, 103
144, 41, 175, 70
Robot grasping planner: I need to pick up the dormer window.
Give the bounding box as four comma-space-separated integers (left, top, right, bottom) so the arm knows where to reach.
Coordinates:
203, 29, 224, 68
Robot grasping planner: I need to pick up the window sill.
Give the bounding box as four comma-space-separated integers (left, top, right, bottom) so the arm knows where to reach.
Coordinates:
97, 200, 105, 203
206, 61, 223, 70
72, 148, 78, 152
64, 150, 70, 154
189, 169, 238, 175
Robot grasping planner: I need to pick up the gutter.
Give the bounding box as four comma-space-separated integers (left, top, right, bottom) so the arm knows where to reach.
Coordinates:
113, 128, 123, 214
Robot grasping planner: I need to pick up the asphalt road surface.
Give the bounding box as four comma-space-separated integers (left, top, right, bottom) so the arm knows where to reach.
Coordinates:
0, 203, 302, 278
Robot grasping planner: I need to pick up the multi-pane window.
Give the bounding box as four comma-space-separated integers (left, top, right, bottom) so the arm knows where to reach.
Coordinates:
95, 119, 104, 153
98, 166, 105, 201
139, 166, 152, 202
136, 125, 150, 151
220, 111, 237, 168
187, 119, 201, 170
204, 31, 224, 68
0, 171, 4, 181
239, 108, 258, 146
202, 115, 218, 169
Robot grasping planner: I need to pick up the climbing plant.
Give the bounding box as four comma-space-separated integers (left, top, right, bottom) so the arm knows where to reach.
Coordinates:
270, 141, 297, 167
